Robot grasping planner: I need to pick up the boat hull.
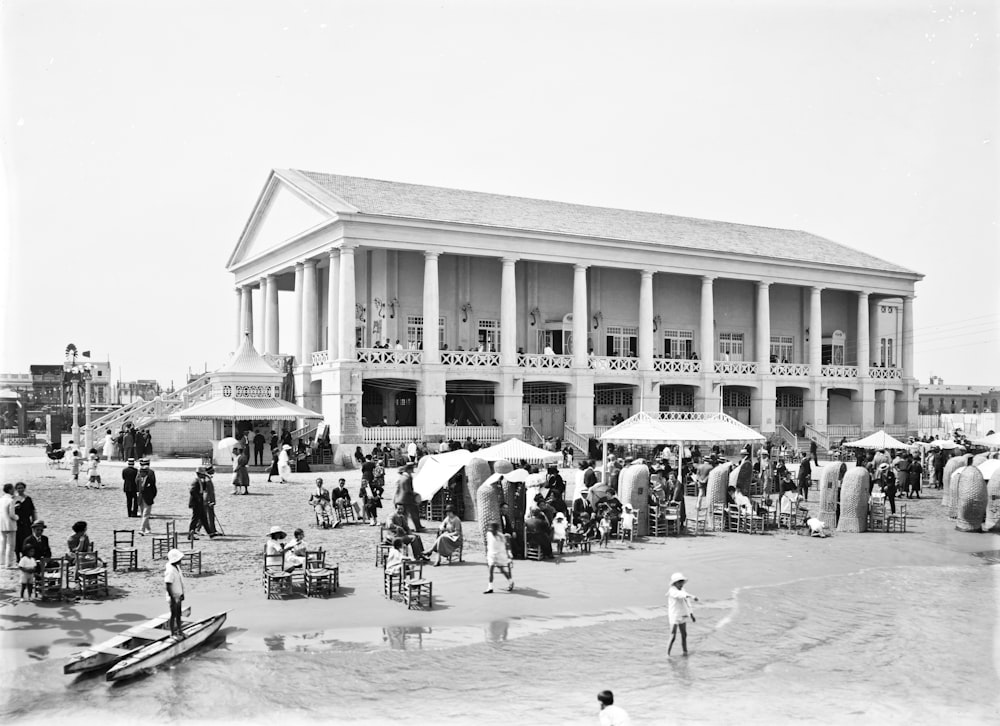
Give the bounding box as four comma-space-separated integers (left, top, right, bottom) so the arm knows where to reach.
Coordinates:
64, 608, 190, 675
105, 612, 227, 682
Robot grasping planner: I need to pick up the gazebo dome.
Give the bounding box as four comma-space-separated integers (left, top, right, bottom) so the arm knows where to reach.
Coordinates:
211, 334, 283, 399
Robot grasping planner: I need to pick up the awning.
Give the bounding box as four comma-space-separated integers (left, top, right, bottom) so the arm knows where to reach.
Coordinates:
842, 430, 911, 450
473, 438, 562, 464
172, 396, 323, 421
413, 448, 474, 501
977, 459, 1000, 481
599, 411, 764, 446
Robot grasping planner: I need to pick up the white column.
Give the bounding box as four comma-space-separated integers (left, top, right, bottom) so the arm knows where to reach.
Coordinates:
902, 295, 914, 378
338, 246, 356, 362
809, 286, 823, 375
856, 291, 869, 376
302, 259, 319, 362
264, 275, 279, 355
241, 285, 254, 346
234, 287, 243, 349
869, 297, 880, 368
700, 276, 714, 368
572, 264, 589, 367
500, 257, 517, 366
293, 263, 304, 364
327, 249, 340, 359
423, 251, 441, 365
756, 281, 771, 368
638, 270, 654, 371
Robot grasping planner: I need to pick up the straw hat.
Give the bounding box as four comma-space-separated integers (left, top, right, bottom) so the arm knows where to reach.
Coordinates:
282, 444, 292, 451
31, 520, 46, 529
670, 572, 686, 585
167, 548, 184, 564
268, 525, 286, 538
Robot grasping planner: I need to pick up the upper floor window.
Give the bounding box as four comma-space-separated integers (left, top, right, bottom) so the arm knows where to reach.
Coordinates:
662, 329, 693, 359
606, 326, 638, 358
407, 316, 445, 349
477, 319, 499, 352
718, 332, 744, 362
770, 335, 794, 363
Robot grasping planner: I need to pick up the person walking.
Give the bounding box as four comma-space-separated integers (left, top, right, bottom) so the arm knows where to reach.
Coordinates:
123, 427, 136, 461
164, 548, 186, 638
483, 522, 514, 593
122, 458, 139, 517
12, 482, 36, 559
101, 428, 115, 462
277, 445, 293, 483
232, 446, 250, 494
187, 468, 218, 538
667, 571, 698, 656
0, 484, 18, 568
203, 466, 219, 534
809, 438, 818, 466
797, 452, 812, 501
138, 460, 158, 535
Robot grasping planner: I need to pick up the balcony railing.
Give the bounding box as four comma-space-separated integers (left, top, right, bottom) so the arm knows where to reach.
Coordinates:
653, 358, 701, 374
519, 353, 574, 369
311, 350, 331, 366
770, 363, 811, 376
821, 365, 858, 378
589, 356, 639, 372
357, 348, 423, 366
713, 361, 758, 375
441, 351, 500, 367
363, 425, 422, 444
445, 425, 502, 443
869, 367, 902, 380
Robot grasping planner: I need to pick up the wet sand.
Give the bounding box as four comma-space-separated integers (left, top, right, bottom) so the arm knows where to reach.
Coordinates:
2, 447, 998, 676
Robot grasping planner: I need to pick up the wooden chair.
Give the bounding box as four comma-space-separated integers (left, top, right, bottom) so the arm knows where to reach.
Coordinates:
663, 505, 682, 536
726, 505, 741, 533
404, 578, 433, 610
303, 549, 338, 597
647, 504, 665, 536
744, 509, 765, 534
525, 538, 544, 561
35, 557, 66, 601
73, 551, 109, 598
180, 532, 203, 576
112, 529, 139, 571
375, 524, 392, 567
384, 559, 424, 600
711, 504, 726, 531
151, 520, 178, 560
687, 509, 707, 536
869, 502, 887, 532
335, 500, 358, 525
262, 549, 293, 599
886, 503, 907, 533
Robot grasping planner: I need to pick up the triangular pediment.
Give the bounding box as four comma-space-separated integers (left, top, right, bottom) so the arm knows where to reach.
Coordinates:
228, 173, 340, 268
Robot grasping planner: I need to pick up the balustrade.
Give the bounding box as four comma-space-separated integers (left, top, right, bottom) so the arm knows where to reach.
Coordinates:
518, 353, 573, 369
713, 361, 758, 375
362, 425, 423, 444
311, 350, 331, 366
821, 365, 859, 378
589, 356, 639, 372
770, 363, 811, 376
441, 350, 500, 367
444, 425, 502, 443
356, 348, 423, 366
869, 367, 902, 380
653, 358, 701, 374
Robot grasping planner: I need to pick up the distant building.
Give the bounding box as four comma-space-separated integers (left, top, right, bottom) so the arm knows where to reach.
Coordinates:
116, 379, 163, 406
918, 377, 998, 415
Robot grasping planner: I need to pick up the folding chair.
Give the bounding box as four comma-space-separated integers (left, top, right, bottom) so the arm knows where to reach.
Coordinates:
112, 530, 139, 571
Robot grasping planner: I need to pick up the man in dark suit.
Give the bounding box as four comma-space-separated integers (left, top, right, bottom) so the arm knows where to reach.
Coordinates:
22, 521, 51, 560
253, 430, 266, 466
387, 503, 427, 559
122, 458, 139, 517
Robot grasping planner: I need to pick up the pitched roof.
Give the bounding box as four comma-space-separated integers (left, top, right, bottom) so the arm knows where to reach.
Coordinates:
217, 334, 280, 376
289, 170, 917, 275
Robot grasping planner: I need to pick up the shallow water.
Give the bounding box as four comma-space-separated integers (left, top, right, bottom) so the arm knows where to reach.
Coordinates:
3, 564, 999, 725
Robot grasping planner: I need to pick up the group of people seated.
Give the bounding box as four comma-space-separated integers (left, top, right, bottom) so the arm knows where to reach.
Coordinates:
308, 477, 358, 529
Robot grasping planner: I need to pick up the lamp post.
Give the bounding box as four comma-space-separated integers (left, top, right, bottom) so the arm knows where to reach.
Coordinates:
82, 365, 94, 450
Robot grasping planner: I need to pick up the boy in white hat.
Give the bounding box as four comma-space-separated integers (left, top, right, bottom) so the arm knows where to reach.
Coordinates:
667, 571, 698, 656
164, 549, 186, 638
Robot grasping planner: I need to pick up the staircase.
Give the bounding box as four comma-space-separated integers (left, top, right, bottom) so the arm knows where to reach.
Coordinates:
562, 425, 590, 457
85, 374, 212, 440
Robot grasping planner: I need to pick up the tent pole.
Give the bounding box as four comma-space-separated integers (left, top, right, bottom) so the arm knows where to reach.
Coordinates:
602, 440, 608, 483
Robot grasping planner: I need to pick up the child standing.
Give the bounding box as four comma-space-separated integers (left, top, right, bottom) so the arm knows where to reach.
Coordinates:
620, 505, 635, 541
71, 450, 83, 485
598, 513, 612, 548
483, 522, 513, 594
18, 544, 37, 601
667, 571, 698, 656
552, 513, 568, 555
86, 449, 102, 489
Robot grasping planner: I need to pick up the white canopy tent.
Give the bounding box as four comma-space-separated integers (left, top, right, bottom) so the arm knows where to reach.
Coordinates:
599, 411, 765, 447
172, 396, 323, 421
412, 448, 474, 501
842, 430, 910, 450
473, 438, 562, 465
972, 433, 1000, 448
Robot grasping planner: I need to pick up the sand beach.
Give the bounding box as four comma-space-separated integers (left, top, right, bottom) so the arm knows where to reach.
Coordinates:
1, 447, 999, 725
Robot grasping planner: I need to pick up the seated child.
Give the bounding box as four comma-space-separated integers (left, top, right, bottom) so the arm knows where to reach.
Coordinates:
579, 512, 598, 541
385, 538, 405, 575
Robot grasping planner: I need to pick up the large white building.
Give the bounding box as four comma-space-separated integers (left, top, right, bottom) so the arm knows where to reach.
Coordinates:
226, 170, 922, 449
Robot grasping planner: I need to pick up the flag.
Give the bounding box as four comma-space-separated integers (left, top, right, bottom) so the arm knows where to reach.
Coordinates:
81, 350, 91, 358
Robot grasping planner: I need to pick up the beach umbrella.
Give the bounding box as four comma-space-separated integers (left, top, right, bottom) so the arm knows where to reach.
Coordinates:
217, 436, 240, 452
930, 439, 960, 450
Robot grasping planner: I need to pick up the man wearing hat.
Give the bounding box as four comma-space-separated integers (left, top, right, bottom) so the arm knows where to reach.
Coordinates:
21, 521, 51, 560
393, 462, 422, 532
122, 458, 139, 517
188, 468, 218, 539
137, 459, 157, 533
164, 548, 186, 638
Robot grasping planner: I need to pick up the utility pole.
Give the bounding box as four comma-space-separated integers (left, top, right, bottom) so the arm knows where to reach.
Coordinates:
83, 366, 93, 450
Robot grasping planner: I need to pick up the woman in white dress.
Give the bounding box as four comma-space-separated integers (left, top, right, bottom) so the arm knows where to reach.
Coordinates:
277, 444, 292, 483
101, 429, 115, 461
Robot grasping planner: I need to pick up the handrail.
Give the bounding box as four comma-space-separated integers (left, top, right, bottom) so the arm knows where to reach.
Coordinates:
804, 424, 828, 451
86, 373, 212, 436
562, 424, 589, 454
526, 425, 544, 446
775, 424, 798, 451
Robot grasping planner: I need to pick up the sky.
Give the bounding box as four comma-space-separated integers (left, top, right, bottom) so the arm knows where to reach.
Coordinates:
1, 0, 997, 388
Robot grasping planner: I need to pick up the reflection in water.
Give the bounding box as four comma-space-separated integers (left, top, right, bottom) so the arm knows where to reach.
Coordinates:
382, 626, 432, 650
263, 634, 285, 651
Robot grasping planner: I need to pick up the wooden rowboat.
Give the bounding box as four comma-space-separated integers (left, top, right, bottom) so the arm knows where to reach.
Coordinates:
105, 611, 227, 682
64, 607, 191, 674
